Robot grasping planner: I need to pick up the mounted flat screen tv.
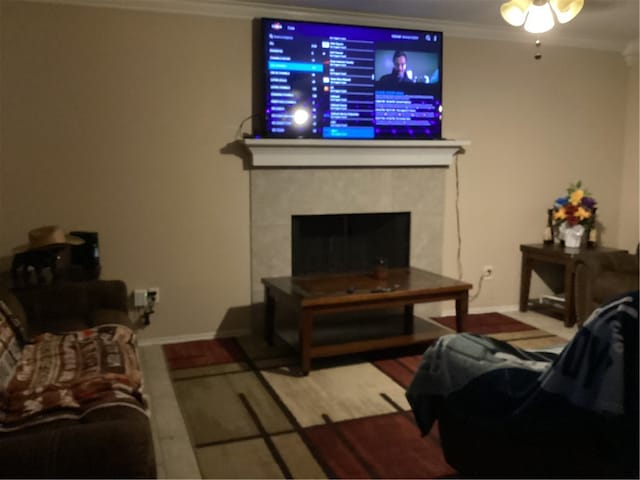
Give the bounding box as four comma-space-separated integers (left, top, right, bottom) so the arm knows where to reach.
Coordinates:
257, 18, 443, 140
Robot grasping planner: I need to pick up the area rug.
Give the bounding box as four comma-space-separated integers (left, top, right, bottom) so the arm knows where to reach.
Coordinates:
433, 311, 566, 351
162, 313, 567, 479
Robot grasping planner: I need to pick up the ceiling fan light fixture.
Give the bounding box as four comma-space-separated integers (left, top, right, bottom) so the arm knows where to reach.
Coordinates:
524, 0, 555, 33
549, 0, 584, 24
500, 0, 533, 26
500, 0, 583, 33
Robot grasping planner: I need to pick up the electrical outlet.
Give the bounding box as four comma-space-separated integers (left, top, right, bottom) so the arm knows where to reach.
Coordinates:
482, 265, 494, 279
133, 289, 147, 307
147, 288, 160, 303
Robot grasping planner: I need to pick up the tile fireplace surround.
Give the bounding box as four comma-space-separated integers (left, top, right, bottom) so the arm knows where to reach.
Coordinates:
250, 167, 447, 320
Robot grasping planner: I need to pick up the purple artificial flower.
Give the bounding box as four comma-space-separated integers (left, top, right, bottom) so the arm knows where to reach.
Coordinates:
581, 196, 597, 209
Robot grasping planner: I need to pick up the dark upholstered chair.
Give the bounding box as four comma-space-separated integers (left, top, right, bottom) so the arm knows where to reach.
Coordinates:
575, 246, 639, 325
12, 279, 132, 338
406, 292, 639, 478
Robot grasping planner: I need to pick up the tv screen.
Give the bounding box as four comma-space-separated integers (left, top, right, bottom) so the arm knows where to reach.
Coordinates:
258, 18, 444, 140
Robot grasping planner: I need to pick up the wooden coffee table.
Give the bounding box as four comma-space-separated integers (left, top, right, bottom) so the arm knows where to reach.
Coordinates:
262, 267, 472, 374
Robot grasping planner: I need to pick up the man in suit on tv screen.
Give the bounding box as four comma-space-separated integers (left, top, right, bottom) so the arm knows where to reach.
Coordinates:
378, 50, 413, 88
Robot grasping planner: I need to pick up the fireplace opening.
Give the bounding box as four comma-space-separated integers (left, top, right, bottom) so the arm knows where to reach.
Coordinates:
292, 212, 410, 276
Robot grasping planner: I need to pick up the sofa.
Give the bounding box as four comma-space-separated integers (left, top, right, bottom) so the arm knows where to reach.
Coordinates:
575, 246, 639, 325
0, 280, 156, 478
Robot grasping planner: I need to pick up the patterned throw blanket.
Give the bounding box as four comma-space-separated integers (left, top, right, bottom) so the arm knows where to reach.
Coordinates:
0, 324, 147, 432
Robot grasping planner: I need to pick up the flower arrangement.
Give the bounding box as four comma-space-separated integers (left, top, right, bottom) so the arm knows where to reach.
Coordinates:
553, 180, 597, 227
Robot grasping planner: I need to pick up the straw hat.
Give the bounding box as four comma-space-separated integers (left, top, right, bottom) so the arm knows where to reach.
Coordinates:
13, 225, 84, 254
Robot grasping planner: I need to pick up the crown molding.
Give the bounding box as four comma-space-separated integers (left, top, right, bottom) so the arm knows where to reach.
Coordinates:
29, 0, 631, 54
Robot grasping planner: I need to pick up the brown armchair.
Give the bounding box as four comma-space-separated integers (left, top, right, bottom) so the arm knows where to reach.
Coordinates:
12, 279, 133, 338
575, 246, 639, 325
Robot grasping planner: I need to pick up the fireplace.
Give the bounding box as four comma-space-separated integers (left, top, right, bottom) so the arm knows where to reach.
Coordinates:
249, 167, 446, 324
292, 212, 410, 275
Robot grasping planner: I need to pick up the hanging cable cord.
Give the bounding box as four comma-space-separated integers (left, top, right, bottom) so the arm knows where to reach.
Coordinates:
453, 153, 488, 302
454, 153, 463, 280
234, 113, 261, 141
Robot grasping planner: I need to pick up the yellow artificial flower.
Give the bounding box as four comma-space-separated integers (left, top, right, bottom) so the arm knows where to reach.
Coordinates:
553, 208, 566, 220
577, 207, 591, 220
570, 189, 584, 206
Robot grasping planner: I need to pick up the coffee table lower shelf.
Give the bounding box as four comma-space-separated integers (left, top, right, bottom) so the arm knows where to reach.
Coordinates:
311, 329, 442, 358
274, 314, 450, 364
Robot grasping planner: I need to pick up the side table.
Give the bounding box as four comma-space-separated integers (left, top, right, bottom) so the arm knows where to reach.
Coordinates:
519, 243, 627, 327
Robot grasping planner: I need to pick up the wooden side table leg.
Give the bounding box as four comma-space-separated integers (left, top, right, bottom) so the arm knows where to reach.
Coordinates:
455, 292, 469, 332
299, 310, 313, 375
519, 253, 532, 312
264, 287, 275, 345
403, 304, 414, 334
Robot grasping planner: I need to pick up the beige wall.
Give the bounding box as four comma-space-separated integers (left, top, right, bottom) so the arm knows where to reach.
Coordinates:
1, 2, 638, 342
1, 2, 252, 341
618, 59, 639, 252
441, 36, 637, 305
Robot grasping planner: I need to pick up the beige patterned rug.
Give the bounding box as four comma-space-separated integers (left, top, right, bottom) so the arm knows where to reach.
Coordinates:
163, 313, 566, 478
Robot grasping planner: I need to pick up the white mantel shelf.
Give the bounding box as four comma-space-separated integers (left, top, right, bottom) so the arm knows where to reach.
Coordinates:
243, 138, 470, 167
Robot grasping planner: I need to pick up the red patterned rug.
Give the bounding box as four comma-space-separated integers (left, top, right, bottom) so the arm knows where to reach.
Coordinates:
433, 311, 536, 335
162, 313, 565, 478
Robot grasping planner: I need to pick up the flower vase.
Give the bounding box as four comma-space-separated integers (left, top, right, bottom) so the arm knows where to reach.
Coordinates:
564, 224, 585, 248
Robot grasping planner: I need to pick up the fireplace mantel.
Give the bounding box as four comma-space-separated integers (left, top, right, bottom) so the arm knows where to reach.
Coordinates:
243, 138, 470, 167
